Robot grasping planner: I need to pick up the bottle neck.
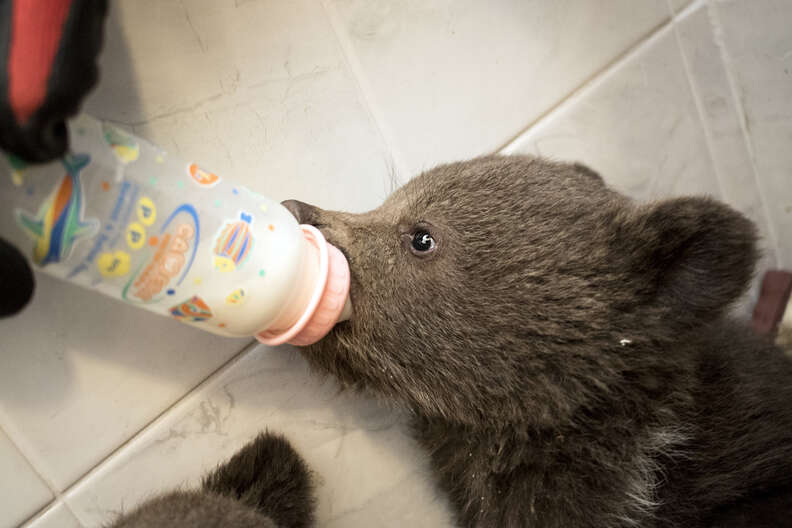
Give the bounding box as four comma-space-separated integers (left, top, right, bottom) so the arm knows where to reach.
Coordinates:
266, 232, 321, 332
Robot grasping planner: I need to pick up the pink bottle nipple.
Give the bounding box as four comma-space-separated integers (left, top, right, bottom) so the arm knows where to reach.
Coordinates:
256, 224, 351, 346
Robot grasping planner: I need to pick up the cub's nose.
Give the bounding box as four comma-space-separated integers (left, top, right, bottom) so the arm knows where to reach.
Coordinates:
281, 199, 319, 224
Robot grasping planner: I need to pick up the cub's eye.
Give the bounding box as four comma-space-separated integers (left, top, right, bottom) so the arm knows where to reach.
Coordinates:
411, 230, 436, 254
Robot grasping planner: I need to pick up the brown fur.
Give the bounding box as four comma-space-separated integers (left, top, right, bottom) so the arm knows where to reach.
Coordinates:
288, 155, 792, 527
106, 432, 315, 528
778, 324, 792, 353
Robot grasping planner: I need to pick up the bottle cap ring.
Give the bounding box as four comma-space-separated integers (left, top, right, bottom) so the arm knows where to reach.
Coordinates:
256, 224, 350, 346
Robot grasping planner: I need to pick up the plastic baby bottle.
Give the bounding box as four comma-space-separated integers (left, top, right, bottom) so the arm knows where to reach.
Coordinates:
0, 114, 351, 346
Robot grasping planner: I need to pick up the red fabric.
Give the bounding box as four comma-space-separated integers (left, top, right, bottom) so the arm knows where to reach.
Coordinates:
752, 270, 792, 336
8, 0, 73, 124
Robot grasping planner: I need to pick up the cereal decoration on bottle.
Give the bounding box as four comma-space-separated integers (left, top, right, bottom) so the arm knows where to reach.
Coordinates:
97, 250, 131, 278
121, 203, 200, 305
187, 163, 221, 188
225, 288, 246, 305
103, 124, 139, 163
128, 222, 195, 301
170, 295, 212, 322
7, 153, 27, 186
125, 222, 146, 250
102, 123, 139, 181
136, 197, 156, 226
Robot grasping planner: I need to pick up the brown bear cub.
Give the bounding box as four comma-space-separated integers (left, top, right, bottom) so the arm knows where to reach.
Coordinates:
288, 155, 792, 527
112, 155, 792, 527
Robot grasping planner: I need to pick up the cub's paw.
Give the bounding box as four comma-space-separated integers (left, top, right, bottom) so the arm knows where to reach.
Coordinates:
202, 432, 315, 528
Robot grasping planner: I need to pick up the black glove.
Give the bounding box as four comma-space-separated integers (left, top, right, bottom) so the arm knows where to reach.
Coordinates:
0, 0, 107, 162
0, 0, 108, 317
0, 238, 34, 317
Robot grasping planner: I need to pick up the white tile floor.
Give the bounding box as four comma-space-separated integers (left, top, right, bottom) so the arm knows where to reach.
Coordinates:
1, 0, 790, 526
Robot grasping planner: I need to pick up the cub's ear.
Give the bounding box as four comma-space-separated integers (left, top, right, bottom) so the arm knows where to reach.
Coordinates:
629, 197, 758, 323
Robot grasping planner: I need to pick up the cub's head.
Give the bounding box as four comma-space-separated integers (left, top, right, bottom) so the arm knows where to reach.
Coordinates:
284, 155, 757, 428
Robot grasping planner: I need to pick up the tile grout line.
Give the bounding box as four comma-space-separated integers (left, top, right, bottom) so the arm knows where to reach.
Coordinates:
14, 339, 258, 527
18, 499, 75, 528
498, 0, 702, 155
319, 0, 412, 184
0, 411, 64, 504
665, 0, 729, 201
0, 421, 65, 528
704, 0, 782, 267
0, 414, 81, 527
36, 339, 260, 524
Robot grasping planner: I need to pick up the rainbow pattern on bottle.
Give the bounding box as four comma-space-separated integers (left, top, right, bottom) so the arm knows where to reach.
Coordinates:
213, 212, 254, 272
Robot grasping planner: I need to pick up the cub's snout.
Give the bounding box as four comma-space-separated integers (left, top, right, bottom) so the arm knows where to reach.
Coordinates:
281, 199, 319, 225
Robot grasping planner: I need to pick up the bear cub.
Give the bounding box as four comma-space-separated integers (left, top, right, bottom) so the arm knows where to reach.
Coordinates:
290, 155, 792, 527
113, 155, 792, 527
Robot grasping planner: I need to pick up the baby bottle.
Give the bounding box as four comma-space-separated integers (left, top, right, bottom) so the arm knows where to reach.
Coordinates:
0, 114, 351, 346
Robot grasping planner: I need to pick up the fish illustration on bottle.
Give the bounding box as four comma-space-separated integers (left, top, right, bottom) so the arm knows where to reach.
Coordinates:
14, 153, 100, 266
213, 212, 254, 272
